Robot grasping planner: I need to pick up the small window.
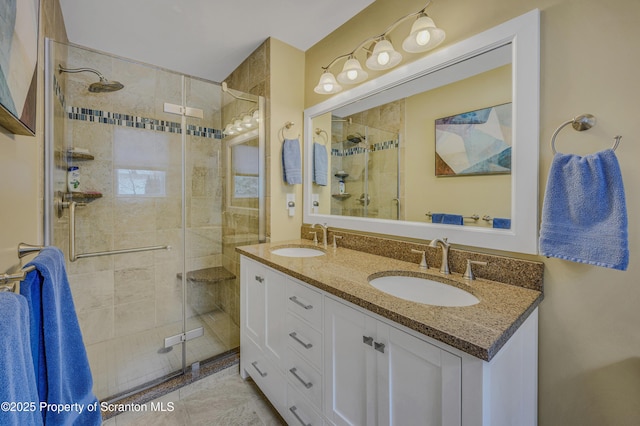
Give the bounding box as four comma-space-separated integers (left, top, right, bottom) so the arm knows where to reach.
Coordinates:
117, 169, 166, 197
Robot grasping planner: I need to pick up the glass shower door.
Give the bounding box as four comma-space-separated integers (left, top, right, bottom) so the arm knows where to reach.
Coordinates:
46, 40, 263, 401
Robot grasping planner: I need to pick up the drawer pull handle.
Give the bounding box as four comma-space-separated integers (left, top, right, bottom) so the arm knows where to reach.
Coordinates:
289, 295, 313, 310
289, 368, 313, 389
374, 341, 386, 354
289, 405, 312, 426
363, 336, 374, 346
254, 275, 264, 283
251, 361, 268, 377
289, 332, 313, 349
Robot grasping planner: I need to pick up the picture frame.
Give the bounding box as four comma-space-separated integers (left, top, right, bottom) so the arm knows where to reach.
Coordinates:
435, 103, 512, 176
0, 0, 40, 136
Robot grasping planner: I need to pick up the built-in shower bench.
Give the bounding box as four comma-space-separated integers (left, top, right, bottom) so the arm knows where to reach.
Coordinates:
177, 266, 236, 284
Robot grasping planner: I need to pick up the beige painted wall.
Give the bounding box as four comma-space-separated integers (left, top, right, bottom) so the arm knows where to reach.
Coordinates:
0, 1, 67, 273
306, 0, 640, 424
269, 38, 306, 242
405, 65, 512, 225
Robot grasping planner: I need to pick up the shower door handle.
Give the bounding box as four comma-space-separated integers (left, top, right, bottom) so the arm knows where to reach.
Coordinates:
66, 199, 170, 262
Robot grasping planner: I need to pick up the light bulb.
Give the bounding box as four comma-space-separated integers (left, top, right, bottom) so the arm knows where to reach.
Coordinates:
377, 51, 390, 66
314, 71, 342, 94
337, 57, 368, 84
233, 119, 243, 132
416, 29, 430, 46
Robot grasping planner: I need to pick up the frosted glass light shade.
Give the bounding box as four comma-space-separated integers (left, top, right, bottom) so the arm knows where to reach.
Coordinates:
314, 71, 343, 94
365, 39, 402, 70
337, 57, 368, 84
224, 123, 236, 135
402, 16, 446, 53
242, 113, 254, 128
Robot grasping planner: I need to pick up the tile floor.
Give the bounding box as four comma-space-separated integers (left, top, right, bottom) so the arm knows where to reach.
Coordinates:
89, 309, 240, 400
102, 366, 285, 425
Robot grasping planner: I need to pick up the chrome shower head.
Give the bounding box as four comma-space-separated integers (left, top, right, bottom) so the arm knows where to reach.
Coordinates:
346, 133, 366, 144
58, 65, 124, 93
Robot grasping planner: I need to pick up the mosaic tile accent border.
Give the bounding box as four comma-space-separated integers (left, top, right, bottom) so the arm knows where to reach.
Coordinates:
55, 77, 223, 140
66, 106, 223, 139
331, 139, 398, 157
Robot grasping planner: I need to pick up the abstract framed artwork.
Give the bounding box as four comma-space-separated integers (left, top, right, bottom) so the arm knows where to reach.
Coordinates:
0, 0, 40, 136
435, 103, 512, 176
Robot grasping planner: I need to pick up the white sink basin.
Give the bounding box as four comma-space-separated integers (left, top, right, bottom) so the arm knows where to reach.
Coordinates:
368, 275, 479, 307
270, 247, 325, 257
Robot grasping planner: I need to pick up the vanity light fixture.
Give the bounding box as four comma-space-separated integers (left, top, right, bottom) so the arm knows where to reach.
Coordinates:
313, 0, 445, 95
223, 108, 259, 136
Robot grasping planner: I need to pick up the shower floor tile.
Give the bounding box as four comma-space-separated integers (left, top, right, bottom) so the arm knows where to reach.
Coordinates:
102, 367, 285, 426
87, 309, 239, 400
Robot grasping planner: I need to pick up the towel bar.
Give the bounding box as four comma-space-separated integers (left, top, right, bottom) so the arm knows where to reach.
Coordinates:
551, 114, 622, 154
425, 211, 480, 221
0, 243, 43, 291
67, 201, 170, 262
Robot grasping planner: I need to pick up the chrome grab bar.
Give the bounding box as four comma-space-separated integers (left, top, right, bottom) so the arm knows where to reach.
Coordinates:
67, 201, 170, 262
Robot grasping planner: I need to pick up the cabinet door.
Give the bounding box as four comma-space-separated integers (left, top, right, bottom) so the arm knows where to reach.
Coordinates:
324, 298, 376, 426
242, 258, 266, 349
264, 268, 286, 365
377, 322, 462, 426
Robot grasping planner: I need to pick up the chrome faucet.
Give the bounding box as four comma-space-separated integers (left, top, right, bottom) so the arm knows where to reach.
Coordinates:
311, 223, 328, 248
429, 237, 450, 275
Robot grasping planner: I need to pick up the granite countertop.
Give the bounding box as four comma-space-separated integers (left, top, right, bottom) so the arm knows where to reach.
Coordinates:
237, 239, 543, 362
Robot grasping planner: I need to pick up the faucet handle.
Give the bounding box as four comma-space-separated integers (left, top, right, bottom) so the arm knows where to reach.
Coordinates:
463, 259, 488, 280
309, 231, 318, 245
411, 249, 428, 269
332, 235, 343, 249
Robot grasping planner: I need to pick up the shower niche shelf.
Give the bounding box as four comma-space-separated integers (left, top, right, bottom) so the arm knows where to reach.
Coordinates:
66, 191, 103, 203
54, 150, 95, 169
332, 193, 351, 200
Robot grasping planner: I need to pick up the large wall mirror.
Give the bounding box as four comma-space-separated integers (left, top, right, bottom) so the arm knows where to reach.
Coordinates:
304, 9, 540, 254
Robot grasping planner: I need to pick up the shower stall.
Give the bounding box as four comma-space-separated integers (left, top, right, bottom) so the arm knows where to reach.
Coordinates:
44, 40, 265, 401
330, 117, 400, 220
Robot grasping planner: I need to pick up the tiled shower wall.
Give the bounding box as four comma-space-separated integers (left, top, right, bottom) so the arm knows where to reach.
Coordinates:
330, 99, 403, 220
51, 42, 226, 346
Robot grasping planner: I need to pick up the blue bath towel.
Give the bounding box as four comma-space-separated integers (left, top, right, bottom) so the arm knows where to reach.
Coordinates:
313, 142, 328, 186
282, 138, 302, 184
493, 218, 511, 229
0, 292, 43, 426
539, 149, 629, 270
21, 247, 101, 425
431, 213, 464, 225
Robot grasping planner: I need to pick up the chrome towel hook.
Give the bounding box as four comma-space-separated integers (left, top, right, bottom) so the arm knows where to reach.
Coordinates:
551, 113, 622, 154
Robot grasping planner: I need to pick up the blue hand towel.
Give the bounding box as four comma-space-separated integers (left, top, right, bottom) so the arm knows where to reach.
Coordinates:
493, 218, 511, 229
282, 138, 302, 184
431, 213, 464, 225
313, 142, 328, 186
0, 292, 43, 426
539, 149, 629, 270
21, 247, 102, 425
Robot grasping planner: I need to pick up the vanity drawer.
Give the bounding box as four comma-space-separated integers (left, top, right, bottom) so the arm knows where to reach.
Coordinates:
286, 279, 323, 329
286, 348, 323, 410
286, 383, 324, 426
286, 312, 323, 369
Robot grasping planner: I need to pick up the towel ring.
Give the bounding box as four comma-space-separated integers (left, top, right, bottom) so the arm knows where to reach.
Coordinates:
279, 121, 299, 141
551, 113, 622, 154
314, 128, 328, 145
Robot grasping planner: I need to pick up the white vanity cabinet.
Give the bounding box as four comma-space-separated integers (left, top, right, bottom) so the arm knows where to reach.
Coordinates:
240, 255, 538, 426
240, 257, 287, 413
324, 297, 461, 426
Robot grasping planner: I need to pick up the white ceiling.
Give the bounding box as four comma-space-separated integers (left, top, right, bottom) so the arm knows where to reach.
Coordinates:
59, 0, 375, 83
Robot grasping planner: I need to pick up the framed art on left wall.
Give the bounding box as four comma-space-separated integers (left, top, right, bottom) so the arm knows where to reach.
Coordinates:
0, 0, 39, 136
